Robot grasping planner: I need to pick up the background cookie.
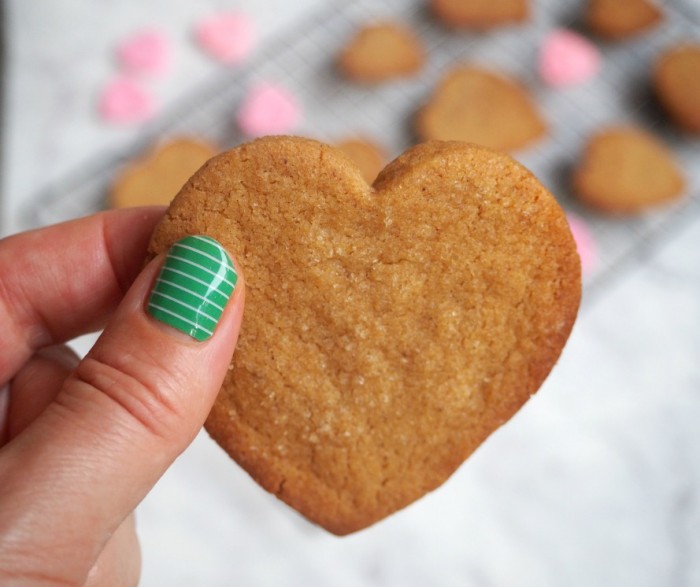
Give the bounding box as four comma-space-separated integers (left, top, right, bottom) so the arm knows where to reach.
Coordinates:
573, 127, 685, 214
416, 66, 546, 151
110, 137, 217, 208
654, 44, 700, 134
335, 137, 387, 184
585, 0, 662, 40
430, 0, 528, 29
148, 136, 580, 535
338, 22, 424, 83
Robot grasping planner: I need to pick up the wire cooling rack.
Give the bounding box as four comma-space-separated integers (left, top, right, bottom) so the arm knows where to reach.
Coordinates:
26, 0, 700, 304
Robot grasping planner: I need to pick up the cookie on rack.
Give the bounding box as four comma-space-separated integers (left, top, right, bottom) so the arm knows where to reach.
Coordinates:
148, 136, 581, 535
585, 0, 662, 40
573, 127, 684, 214
335, 137, 387, 184
416, 65, 546, 151
654, 44, 700, 134
110, 137, 217, 208
338, 22, 424, 83
430, 0, 529, 29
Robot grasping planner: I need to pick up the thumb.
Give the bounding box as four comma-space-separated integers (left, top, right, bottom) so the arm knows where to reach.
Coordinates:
0, 235, 244, 580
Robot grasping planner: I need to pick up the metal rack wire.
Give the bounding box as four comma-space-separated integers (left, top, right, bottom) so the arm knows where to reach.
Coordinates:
26, 0, 700, 306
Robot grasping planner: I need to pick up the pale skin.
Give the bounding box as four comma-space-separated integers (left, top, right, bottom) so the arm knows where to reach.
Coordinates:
0, 207, 245, 586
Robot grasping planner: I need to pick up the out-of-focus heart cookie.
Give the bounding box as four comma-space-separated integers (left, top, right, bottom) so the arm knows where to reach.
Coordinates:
585, 0, 662, 40
430, 0, 529, 29
573, 127, 685, 214
335, 137, 387, 184
416, 66, 546, 151
338, 22, 425, 83
110, 137, 217, 208
654, 44, 700, 134
148, 136, 580, 535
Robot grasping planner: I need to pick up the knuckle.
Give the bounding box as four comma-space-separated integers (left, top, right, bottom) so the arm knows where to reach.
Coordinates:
0, 545, 76, 587
65, 349, 185, 443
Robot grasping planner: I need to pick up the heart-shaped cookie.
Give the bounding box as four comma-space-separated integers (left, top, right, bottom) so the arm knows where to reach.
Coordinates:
430, 0, 529, 29
338, 22, 425, 83
654, 44, 700, 134
110, 137, 217, 208
416, 66, 546, 151
573, 127, 685, 213
335, 137, 387, 184
585, 0, 662, 40
148, 136, 580, 535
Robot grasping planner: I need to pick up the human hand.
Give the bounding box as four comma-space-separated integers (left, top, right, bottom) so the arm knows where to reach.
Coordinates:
0, 208, 245, 586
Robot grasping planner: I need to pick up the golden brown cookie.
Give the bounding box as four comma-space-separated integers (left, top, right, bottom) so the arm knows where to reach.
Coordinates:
335, 138, 387, 184
110, 137, 217, 208
654, 44, 700, 134
585, 0, 662, 40
148, 136, 580, 535
416, 66, 546, 151
430, 0, 529, 29
338, 22, 424, 83
573, 127, 685, 214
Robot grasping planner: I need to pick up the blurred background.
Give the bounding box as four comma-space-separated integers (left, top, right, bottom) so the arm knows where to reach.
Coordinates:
2, 0, 700, 585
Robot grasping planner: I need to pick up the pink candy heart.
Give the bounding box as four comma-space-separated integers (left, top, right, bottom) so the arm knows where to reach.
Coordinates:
236, 83, 302, 137
539, 29, 601, 87
117, 29, 171, 76
99, 77, 155, 124
195, 13, 256, 65
566, 213, 597, 276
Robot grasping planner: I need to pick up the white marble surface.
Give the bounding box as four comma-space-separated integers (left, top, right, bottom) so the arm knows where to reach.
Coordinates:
3, 1, 700, 586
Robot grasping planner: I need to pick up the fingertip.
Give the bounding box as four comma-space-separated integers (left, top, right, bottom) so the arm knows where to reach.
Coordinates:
144, 235, 239, 342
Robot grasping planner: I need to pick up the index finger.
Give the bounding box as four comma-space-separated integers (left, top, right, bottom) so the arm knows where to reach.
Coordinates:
0, 207, 165, 383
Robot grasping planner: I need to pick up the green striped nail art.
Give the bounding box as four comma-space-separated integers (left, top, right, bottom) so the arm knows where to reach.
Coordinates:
147, 235, 237, 341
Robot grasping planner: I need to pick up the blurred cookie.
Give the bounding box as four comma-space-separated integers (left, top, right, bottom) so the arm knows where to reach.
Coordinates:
431, 0, 528, 29
654, 44, 700, 134
573, 127, 684, 214
338, 22, 424, 83
416, 66, 546, 151
110, 138, 217, 208
585, 0, 662, 39
336, 138, 387, 184
148, 136, 580, 535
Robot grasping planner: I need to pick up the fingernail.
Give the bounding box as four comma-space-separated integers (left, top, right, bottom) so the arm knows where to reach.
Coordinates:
147, 235, 237, 341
